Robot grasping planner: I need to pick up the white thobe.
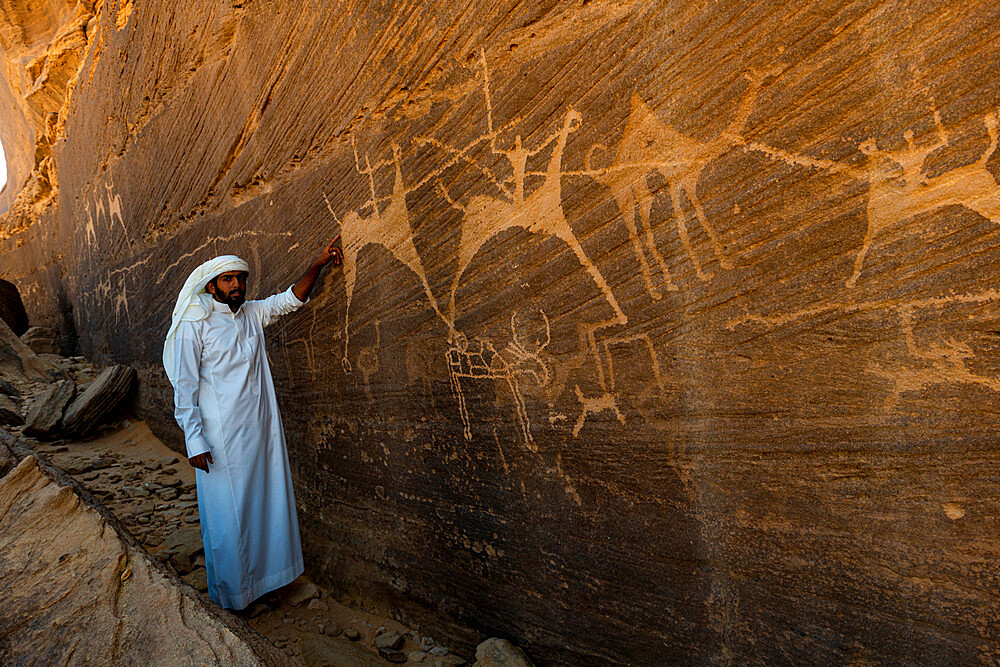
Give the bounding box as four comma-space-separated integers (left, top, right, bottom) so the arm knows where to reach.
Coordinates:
172, 286, 305, 609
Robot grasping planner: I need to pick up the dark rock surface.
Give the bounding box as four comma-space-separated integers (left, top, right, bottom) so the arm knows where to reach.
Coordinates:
301, 634, 384, 667
1, 1, 1000, 664
0, 278, 28, 336
0, 376, 21, 397
0, 393, 22, 425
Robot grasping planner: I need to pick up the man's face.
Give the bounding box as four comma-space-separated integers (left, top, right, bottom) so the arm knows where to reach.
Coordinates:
207, 271, 248, 309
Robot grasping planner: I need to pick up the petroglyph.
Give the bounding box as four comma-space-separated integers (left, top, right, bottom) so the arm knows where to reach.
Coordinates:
870, 307, 1000, 405
430, 52, 625, 326
849, 111, 1000, 287
80, 181, 131, 254
104, 181, 132, 255
572, 385, 625, 438
552, 453, 582, 506
570, 327, 666, 438
357, 318, 381, 403
84, 200, 96, 246
748, 104, 1000, 288
326, 141, 445, 372
727, 288, 1000, 331
447, 310, 550, 447
582, 70, 777, 290
441, 108, 627, 325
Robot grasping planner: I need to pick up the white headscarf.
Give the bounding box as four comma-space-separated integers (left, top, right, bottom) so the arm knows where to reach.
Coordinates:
162, 255, 250, 386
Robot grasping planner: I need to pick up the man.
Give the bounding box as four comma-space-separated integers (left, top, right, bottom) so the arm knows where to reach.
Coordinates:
162, 237, 342, 610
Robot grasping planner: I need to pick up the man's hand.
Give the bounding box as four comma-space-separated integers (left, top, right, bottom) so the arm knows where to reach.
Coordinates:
189, 452, 213, 473
317, 234, 343, 267
294, 235, 343, 301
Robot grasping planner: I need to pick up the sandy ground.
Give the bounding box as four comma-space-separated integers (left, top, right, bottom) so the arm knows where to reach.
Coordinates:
26, 418, 468, 666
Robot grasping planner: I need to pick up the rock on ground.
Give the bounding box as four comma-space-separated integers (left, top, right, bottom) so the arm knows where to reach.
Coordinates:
61, 365, 136, 437
0, 440, 14, 478
20, 326, 59, 355
22, 379, 74, 438
301, 633, 384, 666
474, 638, 534, 667
0, 454, 282, 665
0, 393, 23, 425
0, 319, 65, 383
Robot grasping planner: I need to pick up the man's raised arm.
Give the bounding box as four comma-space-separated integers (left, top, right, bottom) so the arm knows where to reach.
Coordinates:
292, 235, 343, 302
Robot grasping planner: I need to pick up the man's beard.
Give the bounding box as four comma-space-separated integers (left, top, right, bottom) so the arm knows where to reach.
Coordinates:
217, 289, 245, 308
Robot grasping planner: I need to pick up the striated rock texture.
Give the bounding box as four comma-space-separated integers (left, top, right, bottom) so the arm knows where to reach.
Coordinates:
0, 452, 283, 664
1, 1, 1000, 663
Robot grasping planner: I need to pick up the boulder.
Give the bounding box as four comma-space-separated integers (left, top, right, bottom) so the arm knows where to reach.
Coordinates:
0, 394, 22, 425
374, 629, 404, 651
20, 326, 59, 355
474, 638, 534, 667
0, 319, 66, 383
22, 380, 75, 439
181, 567, 208, 592
285, 578, 319, 606
61, 365, 136, 437
157, 525, 204, 562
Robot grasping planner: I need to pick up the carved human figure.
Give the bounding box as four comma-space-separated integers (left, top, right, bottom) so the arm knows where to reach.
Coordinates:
849, 111, 1000, 287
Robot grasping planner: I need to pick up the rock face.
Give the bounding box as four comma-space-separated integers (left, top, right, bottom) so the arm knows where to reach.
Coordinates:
0, 279, 29, 335
1, 1, 1000, 663
0, 454, 283, 664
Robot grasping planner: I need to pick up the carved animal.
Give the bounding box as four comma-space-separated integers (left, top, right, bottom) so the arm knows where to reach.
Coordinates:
442, 110, 626, 326
337, 143, 444, 371
587, 71, 772, 293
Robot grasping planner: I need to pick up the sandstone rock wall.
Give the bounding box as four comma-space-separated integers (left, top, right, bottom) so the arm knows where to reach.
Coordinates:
1, 1, 999, 663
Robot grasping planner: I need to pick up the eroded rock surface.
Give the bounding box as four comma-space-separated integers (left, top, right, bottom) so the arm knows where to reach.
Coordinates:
0, 453, 282, 665
1, 1, 999, 663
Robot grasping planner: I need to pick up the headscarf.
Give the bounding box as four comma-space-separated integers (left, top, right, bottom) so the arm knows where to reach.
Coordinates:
162, 255, 250, 386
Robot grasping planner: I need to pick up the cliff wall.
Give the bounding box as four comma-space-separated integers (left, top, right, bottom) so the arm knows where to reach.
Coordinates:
1, 1, 999, 663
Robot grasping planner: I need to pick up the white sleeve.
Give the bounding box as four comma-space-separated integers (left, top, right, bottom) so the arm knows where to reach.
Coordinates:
172, 320, 211, 458
252, 285, 307, 328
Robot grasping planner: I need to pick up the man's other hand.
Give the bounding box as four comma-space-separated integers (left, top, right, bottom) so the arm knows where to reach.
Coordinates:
318, 234, 343, 267
190, 452, 214, 473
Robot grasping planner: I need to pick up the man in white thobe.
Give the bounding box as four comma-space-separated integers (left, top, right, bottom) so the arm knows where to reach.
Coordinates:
162, 238, 342, 610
